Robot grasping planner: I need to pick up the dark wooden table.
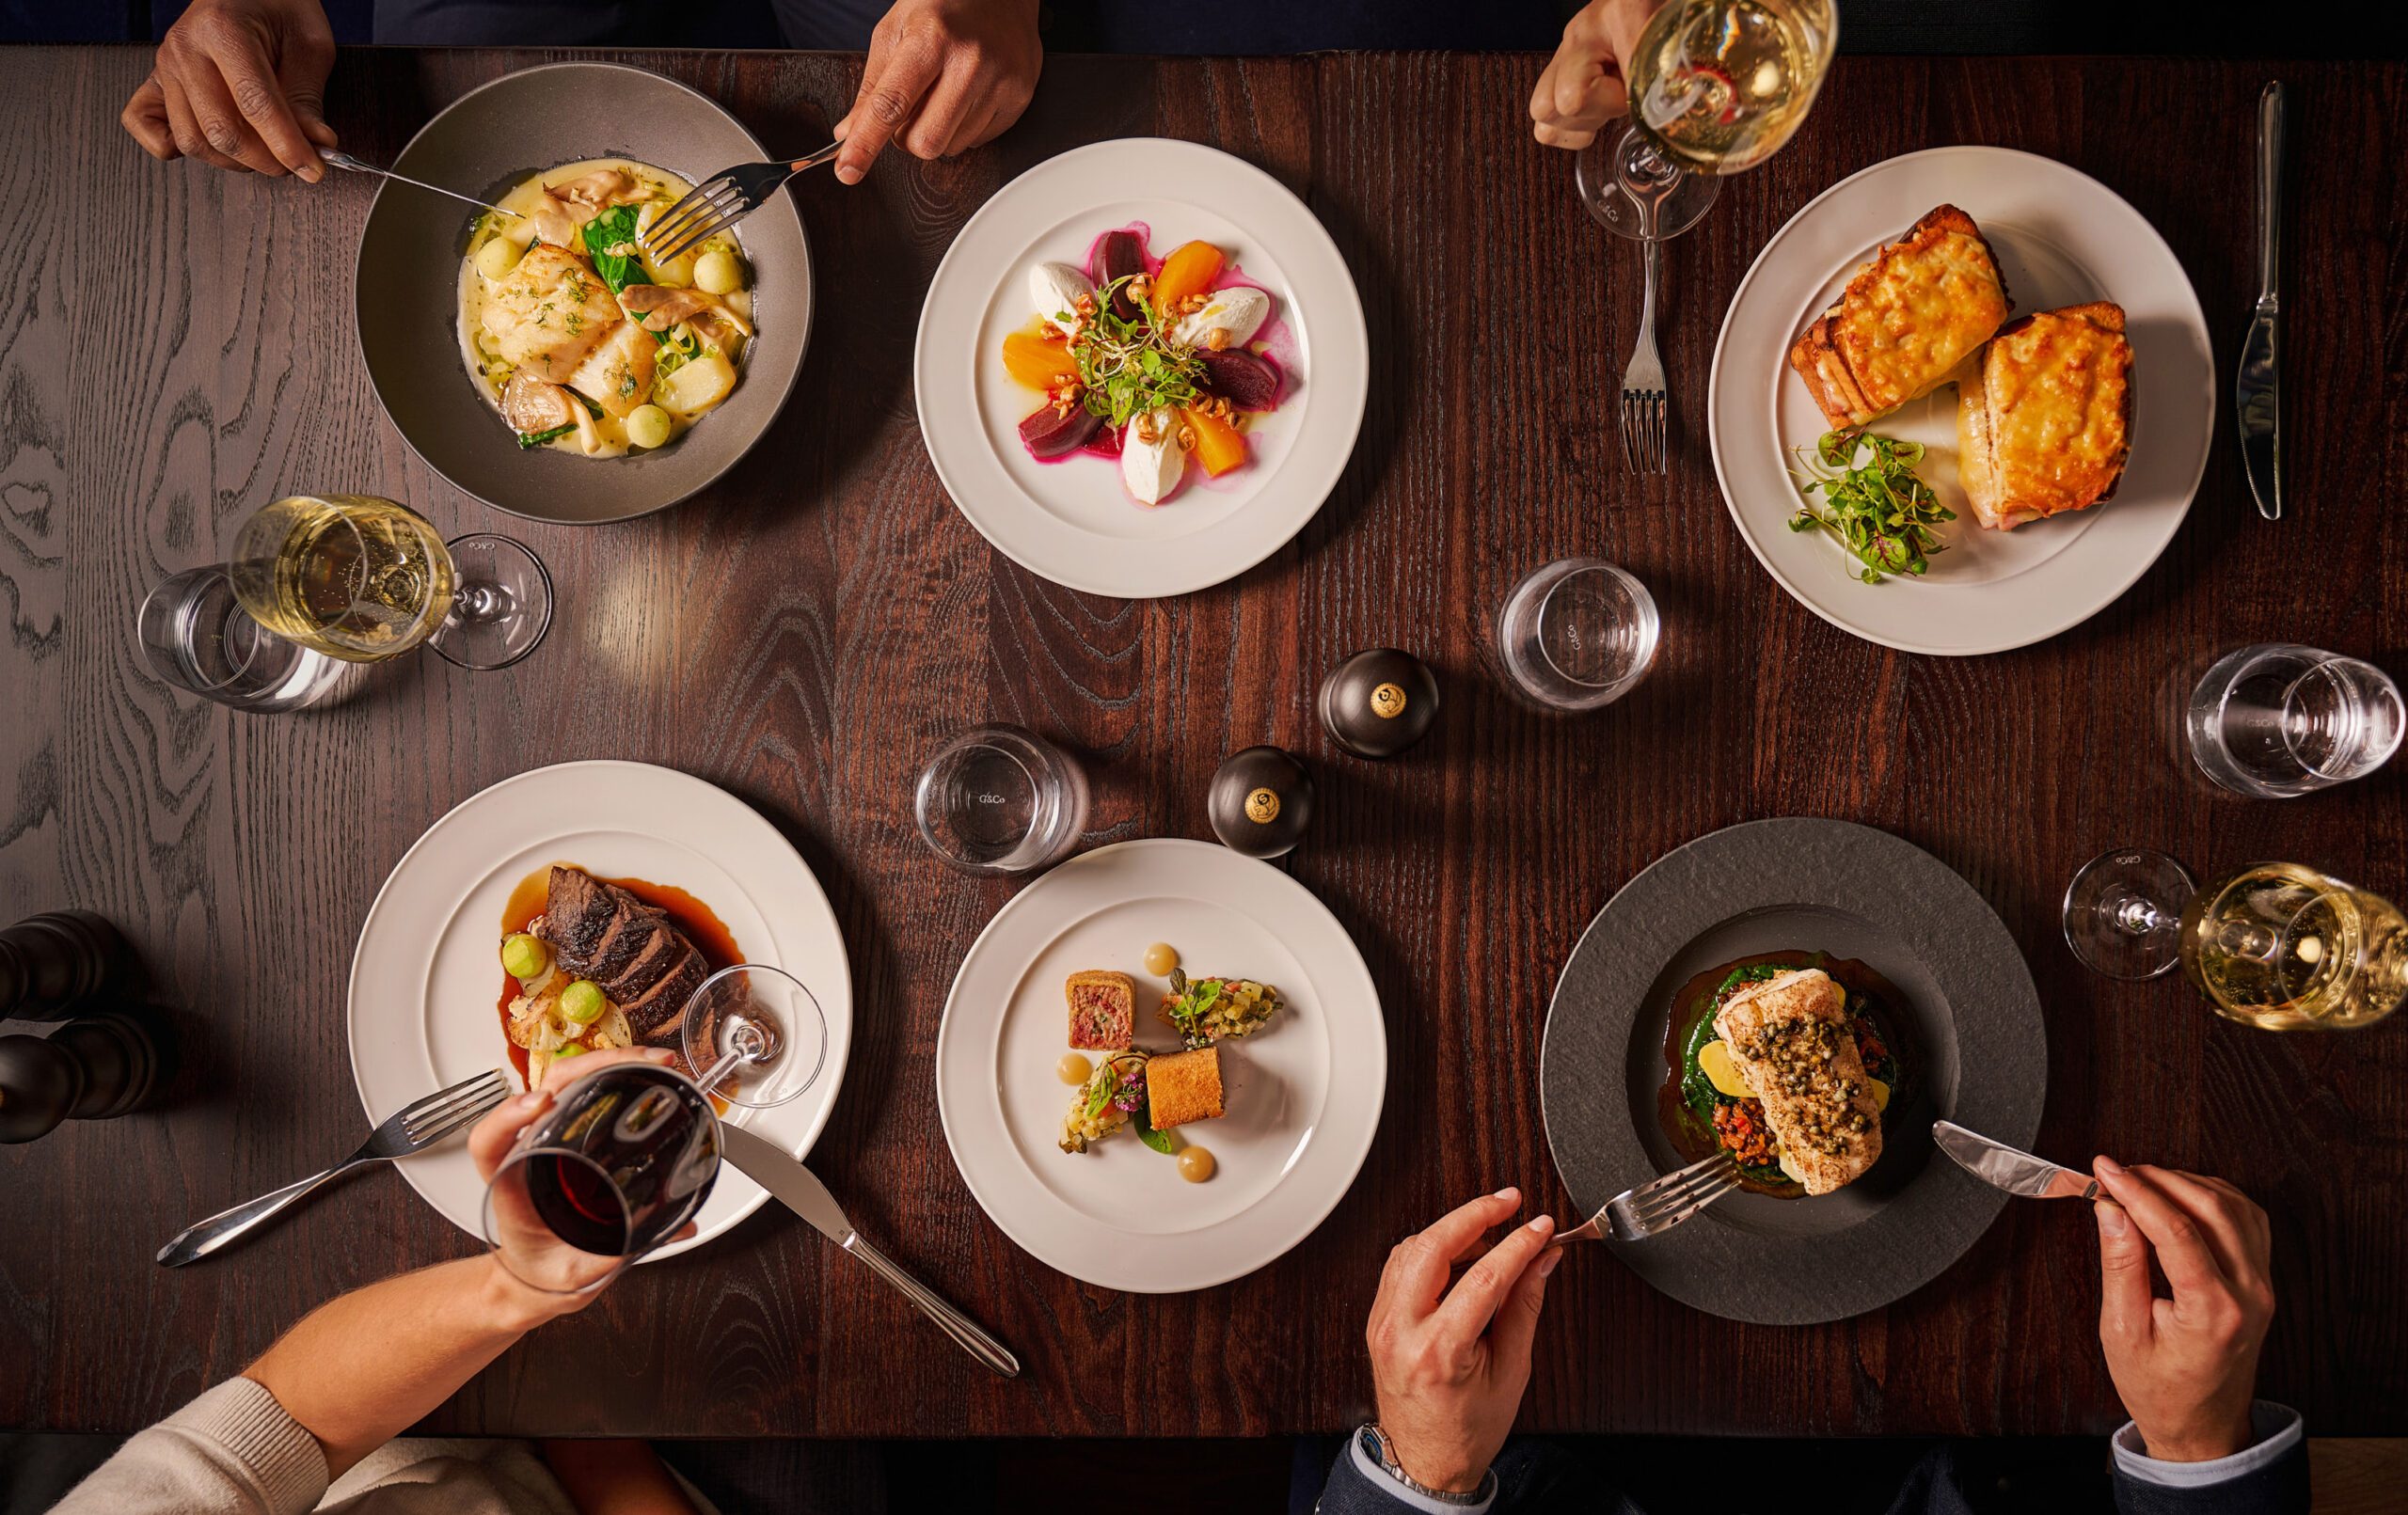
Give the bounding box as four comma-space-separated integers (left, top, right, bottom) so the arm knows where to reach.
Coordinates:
2, 44, 2402, 1441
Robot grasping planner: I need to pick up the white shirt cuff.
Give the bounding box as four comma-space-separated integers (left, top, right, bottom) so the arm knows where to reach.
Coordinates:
2113, 1401, 2303, 1489
1348, 1433, 1497, 1515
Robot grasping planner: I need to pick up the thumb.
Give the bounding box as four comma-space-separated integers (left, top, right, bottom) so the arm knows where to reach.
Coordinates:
2096, 1200, 2154, 1349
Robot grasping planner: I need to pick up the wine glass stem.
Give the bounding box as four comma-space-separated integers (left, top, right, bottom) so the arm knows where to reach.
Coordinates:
695, 1048, 744, 1096
2112, 894, 2170, 937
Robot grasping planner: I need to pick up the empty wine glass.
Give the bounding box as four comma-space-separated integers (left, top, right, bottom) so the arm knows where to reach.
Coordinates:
1497, 558, 1661, 712
226, 495, 553, 671
2186, 644, 2402, 798
680, 964, 830, 1111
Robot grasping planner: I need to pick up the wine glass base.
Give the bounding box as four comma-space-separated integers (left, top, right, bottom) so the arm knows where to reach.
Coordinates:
2063, 848, 2194, 981
428, 534, 554, 671
1575, 126, 1720, 242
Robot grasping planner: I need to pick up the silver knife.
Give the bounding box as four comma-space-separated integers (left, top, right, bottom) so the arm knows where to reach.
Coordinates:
718, 1123, 1020, 1378
1932, 1120, 2100, 1201
2237, 81, 2283, 521
318, 149, 521, 218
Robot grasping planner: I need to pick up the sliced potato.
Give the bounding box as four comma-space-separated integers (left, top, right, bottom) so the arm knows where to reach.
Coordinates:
1698, 1038, 1751, 1099
656, 351, 736, 416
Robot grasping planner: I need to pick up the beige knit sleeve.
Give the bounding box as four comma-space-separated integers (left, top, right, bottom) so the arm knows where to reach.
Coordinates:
51, 1376, 329, 1515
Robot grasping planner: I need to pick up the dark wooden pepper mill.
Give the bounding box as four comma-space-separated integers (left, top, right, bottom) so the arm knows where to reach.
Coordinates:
0, 909, 170, 1144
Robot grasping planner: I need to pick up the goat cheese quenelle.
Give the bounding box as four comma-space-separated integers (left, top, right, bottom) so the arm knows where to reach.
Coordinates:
1002, 228, 1288, 506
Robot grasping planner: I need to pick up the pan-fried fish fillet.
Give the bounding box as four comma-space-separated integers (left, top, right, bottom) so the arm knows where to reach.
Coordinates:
480, 243, 622, 380
1711, 968, 1882, 1195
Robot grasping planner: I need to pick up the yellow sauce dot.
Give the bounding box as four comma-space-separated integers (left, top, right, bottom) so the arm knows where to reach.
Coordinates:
1142, 942, 1180, 975
1177, 1146, 1216, 1182
1056, 1053, 1093, 1085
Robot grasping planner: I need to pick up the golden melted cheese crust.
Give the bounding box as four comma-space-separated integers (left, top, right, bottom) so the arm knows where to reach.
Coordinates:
1957, 301, 2133, 529
1788, 205, 2012, 430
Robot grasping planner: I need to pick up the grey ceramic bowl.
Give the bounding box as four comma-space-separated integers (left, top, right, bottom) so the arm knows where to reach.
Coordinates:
1540, 818, 2047, 1325
356, 63, 811, 525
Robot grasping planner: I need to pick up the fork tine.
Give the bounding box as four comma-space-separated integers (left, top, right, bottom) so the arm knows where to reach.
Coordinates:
643, 182, 745, 257
1626, 1160, 1735, 1221
403, 1086, 509, 1148
400, 1067, 507, 1118
651, 205, 747, 267
398, 1071, 508, 1133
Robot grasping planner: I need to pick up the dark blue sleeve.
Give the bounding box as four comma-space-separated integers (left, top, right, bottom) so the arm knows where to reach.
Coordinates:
2112, 1439, 2310, 1515
1315, 1441, 1428, 1515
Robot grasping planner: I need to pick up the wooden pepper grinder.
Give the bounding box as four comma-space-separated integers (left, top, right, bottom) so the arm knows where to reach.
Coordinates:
0, 909, 170, 1144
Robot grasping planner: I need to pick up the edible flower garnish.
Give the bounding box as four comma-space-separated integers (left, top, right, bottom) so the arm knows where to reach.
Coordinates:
1787, 430, 1953, 584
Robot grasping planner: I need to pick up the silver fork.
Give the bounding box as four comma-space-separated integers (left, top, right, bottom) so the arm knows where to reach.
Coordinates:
641, 143, 843, 266
157, 1069, 509, 1267
1554, 1150, 1741, 1245
1618, 232, 1669, 475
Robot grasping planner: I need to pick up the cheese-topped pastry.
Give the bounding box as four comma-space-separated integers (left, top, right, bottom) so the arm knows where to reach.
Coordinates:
1957, 301, 2134, 530
1711, 968, 1882, 1196
1788, 204, 2012, 430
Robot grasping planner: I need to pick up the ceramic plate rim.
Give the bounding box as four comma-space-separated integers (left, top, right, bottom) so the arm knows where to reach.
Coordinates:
934, 839, 1386, 1292
1706, 146, 2211, 655
912, 138, 1370, 599
345, 759, 853, 1262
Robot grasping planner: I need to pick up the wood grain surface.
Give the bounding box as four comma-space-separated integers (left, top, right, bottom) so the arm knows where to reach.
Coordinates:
1, 45, 2402, 1440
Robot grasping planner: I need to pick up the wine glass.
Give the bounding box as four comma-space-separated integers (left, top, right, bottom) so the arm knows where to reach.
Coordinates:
225, 494, 553, 671
680, 964, 831, 1110
2062, 849, 2407, 1030
1575, 0, 1839, 245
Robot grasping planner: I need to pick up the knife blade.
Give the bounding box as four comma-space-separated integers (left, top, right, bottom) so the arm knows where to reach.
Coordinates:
2237, 80, 2284, 521
719, 1123, 1020, 1378
1932, 1120, 2099, 1201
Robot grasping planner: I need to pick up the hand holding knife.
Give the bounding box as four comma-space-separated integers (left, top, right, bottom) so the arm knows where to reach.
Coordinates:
2237, 81, 2284, 521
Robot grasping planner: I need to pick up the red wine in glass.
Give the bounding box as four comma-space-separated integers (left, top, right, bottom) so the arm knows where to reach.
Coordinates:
510, 1064, 719, 1260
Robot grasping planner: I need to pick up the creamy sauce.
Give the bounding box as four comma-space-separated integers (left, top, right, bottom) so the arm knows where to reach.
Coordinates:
1142, 942, 1180, 975
1055, 1052, 1093, 1085
1176, 1145, 1215, 1182
455, 157, 754, 460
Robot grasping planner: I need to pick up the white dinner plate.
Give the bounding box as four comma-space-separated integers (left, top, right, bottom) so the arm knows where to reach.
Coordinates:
1707, 147, 2214, 655
913, 138, 1370, 599
346, 761, 853, 1261
935, 840, 1386, 1292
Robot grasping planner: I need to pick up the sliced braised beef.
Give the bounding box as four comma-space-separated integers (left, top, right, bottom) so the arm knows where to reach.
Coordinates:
533, 865, 710, 1046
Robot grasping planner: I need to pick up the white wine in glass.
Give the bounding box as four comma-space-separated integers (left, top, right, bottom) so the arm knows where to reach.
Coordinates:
229, 495, 454, 661
2178, 863, 2408, 1031
225, 495, 554, 671
1625, 0, 1838, 176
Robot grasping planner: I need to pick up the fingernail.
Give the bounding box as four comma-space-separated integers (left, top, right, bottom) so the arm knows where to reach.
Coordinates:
1493, 1186, 1519, 1201
646, 1048, 675, 1064
835, 165, 862, 185
1527, 1213, 1554, 1234
1538, 1250, 1562, 1277
2097, 1201, 2129, 1238
2096, 1155, 2126, 1177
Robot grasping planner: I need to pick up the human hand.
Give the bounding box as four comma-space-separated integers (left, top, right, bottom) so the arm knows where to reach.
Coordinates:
1365, 1189, 1560, 1493
832, 0, 1042, 183
2093, 1157, 2277, 1462
1529, 0, 1662, 149
470, 1047, 690, 1313
122, 0, 337, 180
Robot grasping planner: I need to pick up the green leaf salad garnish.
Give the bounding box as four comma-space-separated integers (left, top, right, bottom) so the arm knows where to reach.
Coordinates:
580, 205, 651, 297
1133, 1101, 1178, 1155
1071, 275, 1204, 429
1788, 430, 1953, 584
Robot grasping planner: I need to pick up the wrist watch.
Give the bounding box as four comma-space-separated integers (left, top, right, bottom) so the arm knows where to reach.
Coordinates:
1356, 1424, 1495, 1507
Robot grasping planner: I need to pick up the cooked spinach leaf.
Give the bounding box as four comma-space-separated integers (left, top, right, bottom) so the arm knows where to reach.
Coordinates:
581, 205, 651, 296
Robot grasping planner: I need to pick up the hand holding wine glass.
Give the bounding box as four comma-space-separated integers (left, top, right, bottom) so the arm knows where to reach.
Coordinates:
1530, 0, 1661, 149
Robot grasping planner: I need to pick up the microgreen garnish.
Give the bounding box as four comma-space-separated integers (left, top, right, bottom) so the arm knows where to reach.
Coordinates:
1787, 430, 1953, 584
1069, 275, 1205, 429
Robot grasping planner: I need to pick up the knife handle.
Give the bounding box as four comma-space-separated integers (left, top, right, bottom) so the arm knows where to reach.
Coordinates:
2256, 81, 2284, 302
843, 1234, 1022, 1378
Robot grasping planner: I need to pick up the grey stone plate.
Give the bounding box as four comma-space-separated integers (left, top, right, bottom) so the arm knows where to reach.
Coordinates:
1540, 817, 2046, 1325
355, 63, 812, 525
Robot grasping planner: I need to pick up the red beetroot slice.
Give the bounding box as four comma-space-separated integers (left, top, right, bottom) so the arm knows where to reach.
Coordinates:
1198, 348, 1281, 411
1094, 230, 1148, 322
1081, 423, 1123, 459
1020, 402, 1101, 461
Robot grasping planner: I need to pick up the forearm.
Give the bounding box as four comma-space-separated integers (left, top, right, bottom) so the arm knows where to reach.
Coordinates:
243, 1254, 564, 1477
